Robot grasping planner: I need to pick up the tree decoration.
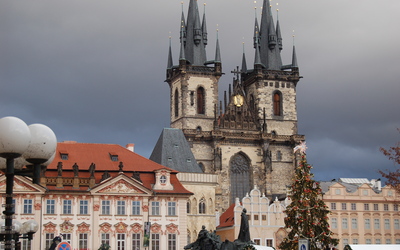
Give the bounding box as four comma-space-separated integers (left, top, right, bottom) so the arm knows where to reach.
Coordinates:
279, 141, 339, 250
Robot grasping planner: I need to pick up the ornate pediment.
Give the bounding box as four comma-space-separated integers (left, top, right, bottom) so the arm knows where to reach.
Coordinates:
97, 179, 144, 194
0, 176, 44, 193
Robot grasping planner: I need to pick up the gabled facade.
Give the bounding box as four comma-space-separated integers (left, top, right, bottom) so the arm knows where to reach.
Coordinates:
165, 0, 304, 212
216, 179, 400, 250
1, 141, 192, 250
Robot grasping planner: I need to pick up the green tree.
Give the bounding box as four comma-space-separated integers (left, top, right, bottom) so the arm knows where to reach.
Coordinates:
279, 143, 338, 250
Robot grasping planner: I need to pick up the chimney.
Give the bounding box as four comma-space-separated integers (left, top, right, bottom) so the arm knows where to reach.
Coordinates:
126, 143, 135, 152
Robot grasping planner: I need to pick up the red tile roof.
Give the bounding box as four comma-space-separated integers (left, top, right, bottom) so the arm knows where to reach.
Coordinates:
45, 142, 192, 195
217, 203, 236, 228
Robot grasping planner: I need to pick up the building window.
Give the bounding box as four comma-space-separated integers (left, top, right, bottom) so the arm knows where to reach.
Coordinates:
23, 199, 33, 214
110, 155, 118, 161
45, 233, 55, 250
373, 204, 379, 211
254, 215, 259, 221
386, 239, 392, 244
394, 204, 399, 211
364, 203, 369, 211
352, 239, 358, 245
351, 218, 358, 229
363, 190, 368, 196
168, 234, 177, 250
342, 218, 348, 229
132, 233, 141, 249
341, 203, 347, 210
342, 239, 348, 248
63, 233, 72, 244
335, 189, 341, 195
396, 239, 400, 244
331, 218, 337, 229
365, 219, 370, 229
117, 200, 126, 215
253, 239, 261, 245
273, 92, 282, 116
151, 201, 160, 215
19, 235, 30, 250
375, 239, 381, 244
187, 201, 191, 214
60, 153, 68, 160
385, 219, 390, 230
168, 201, 176, 216
117, 234, 125, 250
276, 151, 282, 161
102, 200, 110, 215
151, 233, 160, 250
266, 239, 273, 247
63, 200, 72, 214
79, 200, 89, 215
395, 219, 400, 230
331, 203, 336, 210
384, 204, 389, 211
262, 215, 267, 221
101, 233, 110, 246
351, 203, 356, 210
197, 87, 205, 114
374, 218, 380, 229
79, 233, 88, 250
174, 89, 179, 117
366, 239, 371, 244
46, 199, 55, 214
132, 201, 141, 215
199, 198, 206, 214
230, 153, 251, 204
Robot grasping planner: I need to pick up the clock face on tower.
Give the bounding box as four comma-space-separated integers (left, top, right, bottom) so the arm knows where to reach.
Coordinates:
234, 94, 244, 107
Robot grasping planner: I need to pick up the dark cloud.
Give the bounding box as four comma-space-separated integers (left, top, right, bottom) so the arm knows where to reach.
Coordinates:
1, 0, 399, 182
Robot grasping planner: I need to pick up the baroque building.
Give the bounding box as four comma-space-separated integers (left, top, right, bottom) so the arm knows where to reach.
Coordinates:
164, 0, 304, 211
0, 142, 192, 250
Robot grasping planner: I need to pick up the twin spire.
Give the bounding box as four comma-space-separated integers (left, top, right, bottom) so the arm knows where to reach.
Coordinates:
168, 0, 298, 72
168, 0, 220, 68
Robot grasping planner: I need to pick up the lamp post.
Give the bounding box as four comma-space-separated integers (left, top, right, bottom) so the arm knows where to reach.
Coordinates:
0, 117, 56, 249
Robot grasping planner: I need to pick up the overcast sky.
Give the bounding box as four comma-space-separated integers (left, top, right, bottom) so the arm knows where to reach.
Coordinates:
1, 0, 399, 182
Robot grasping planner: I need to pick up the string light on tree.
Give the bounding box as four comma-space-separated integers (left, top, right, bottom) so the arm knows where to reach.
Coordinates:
279, 141, 339, 250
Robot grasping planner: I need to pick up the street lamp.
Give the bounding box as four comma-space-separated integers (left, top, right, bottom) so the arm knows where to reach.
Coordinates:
0, 116, 56, 249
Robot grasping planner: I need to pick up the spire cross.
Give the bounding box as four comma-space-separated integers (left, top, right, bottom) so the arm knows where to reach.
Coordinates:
231, 66, 241, 80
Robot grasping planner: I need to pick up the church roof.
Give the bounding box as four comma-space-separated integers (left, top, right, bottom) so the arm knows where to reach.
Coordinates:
150, 128, 203, 173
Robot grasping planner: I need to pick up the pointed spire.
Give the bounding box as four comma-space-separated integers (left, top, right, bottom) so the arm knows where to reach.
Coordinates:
215, 28, 221, 63
180, 2, 186, 44
167, 35, 173, 69
253, 7, 260, 49
258, 0, 282, 70
185, 0, 207, 65
241, 42, 247, 73
292, 45, 298, 68
254, 31, 262, 67
202, 3, 208, 46
276, 8, 283, 51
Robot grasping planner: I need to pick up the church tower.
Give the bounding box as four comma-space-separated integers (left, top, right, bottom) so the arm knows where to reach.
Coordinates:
165, 0, 304, 212
166, 0, 222, 132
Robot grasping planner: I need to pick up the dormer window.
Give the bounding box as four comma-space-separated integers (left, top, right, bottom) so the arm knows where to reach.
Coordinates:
109, 153, 118, 162
153, 169, 173, 190
160, 175, 167, 184
60, 153, 68, 160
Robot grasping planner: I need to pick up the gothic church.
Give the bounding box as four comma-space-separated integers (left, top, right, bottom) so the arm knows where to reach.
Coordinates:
160, 0, 304, 211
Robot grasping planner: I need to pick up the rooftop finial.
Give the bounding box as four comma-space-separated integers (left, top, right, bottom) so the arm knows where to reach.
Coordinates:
292, 29, 295, 46
276, 2, 279, 19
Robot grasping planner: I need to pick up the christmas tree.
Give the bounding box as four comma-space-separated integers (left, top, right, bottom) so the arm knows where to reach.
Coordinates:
279, 142, 339, 250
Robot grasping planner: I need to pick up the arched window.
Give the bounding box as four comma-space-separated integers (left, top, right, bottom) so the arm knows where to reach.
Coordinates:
230, 153, 252, 204
186, 200, 191, 214
277, 150, 282, 161
273, 92, 282, 116
174, 89, 179, 117
198, 162, 205, 172
199, 198, 206, 214
197, 87, 205, 114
